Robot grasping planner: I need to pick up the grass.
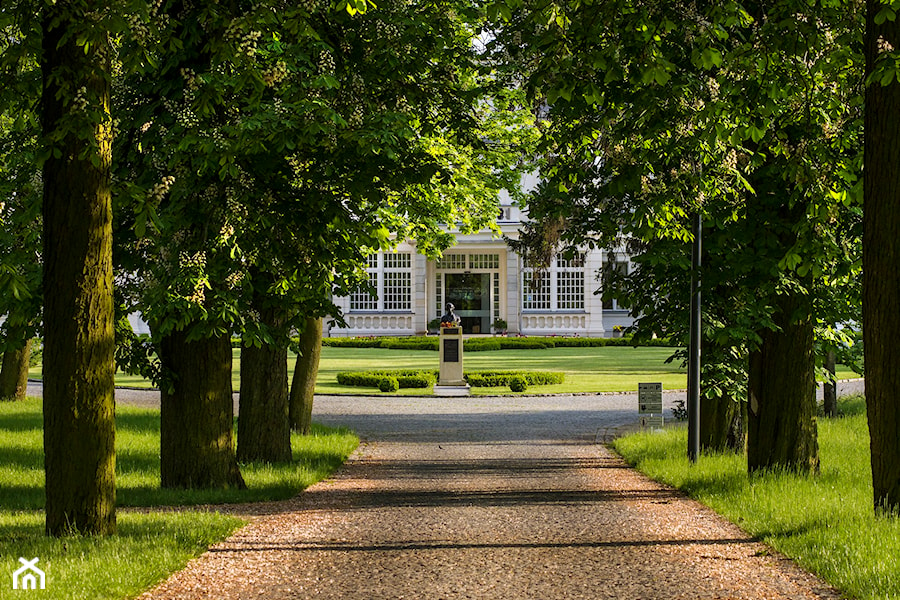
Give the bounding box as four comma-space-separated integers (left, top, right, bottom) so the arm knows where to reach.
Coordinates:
316, 345, 690, 394
0, 397, 359, 599
613, 395, 898, 600
31, 345, 689, 394
30, 344, 859, 396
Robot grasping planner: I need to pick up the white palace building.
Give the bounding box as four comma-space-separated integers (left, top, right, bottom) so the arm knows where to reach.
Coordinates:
327, 200, 635, 339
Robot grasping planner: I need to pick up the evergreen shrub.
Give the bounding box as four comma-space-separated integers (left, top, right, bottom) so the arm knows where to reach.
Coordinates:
379, 377, 399, 392
499, 338, 555, 349
509, 375, 528, 392
380, 337, 439, 351
321, 335, 674, 350
464, 371, 564, 387
322, 337, 383, 348
336, 369, 438, 389
463, 338, 502, 352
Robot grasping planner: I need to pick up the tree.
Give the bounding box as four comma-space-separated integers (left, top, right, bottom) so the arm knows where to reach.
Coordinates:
158, 326, 244, 488
489, 0, 861, 470
40, 0, 116, 535
0, 9, 42, 402
237, 293, 291, 463
113, 0, 533, 471
864, 0, 900, 512
289, 317, 322, 435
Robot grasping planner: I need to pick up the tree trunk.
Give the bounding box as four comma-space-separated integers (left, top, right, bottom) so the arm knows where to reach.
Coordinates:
290, 318, 323, 435
864, 0, 900, 512
699, 342, 746, 454
0, 338, 32, 401
159, 328, 245, 489
238, 308, 292, 463
823, 349, 837, 418
700, 388, 745, 454
747, 293, 819, 474
41, 3, 116, 536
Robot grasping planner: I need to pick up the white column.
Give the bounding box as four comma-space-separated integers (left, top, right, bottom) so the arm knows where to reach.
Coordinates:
414, 253, 429, 334
506, 250, 520, 334
585, 247, 606, 337
331, 294, 352, 337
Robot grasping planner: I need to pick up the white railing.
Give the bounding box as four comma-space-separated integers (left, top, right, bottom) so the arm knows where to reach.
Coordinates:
332, 314, 416, 336
520, 313, 588, 332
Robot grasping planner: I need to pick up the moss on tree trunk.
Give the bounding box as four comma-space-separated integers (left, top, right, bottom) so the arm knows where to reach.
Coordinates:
747, 293, 819, 474
700, 388, 745, 454
699, 340, 746, 454
290, 318, 322, 435
159, 328, 245, 489
864, 0, 900, 513
41, 2, 116, 536
238, 307, 292, 463
823, 350, 837, 418
0, 337, 32, 401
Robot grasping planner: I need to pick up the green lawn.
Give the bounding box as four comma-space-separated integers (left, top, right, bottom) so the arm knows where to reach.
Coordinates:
0, 397, 358, 600
613, 395, 896, 600
315, 345, 690, 394
30, 343, 859, 395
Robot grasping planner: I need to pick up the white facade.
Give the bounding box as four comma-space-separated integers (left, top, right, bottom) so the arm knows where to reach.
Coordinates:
329, 203, 635, 338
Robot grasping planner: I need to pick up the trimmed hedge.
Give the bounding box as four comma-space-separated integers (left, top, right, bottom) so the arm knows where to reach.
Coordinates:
322, 335, 674, 351
384, 337, 439, 351
321, 337, 384, 348
464, 371, 565, 387
463, 338, 502, 352
336, 369, 438, 389
509, 375, 528, 393
497, 338, 556, 349
379, 377, 399, 392
335, 368, 564, 390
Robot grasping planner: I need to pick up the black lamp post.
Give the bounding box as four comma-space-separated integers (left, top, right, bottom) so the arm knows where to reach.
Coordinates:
687, 211, 701, 463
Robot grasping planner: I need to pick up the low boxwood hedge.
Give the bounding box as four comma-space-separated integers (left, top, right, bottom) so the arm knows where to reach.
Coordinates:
335, 368, 564, 391
464, 370, 565, 387
382, 337, 439, 351
321, 337, 384, 348
509, 375, 528, 392
379, 377, 400, 392
322, 335, 675, 351
336, 369, 439, 389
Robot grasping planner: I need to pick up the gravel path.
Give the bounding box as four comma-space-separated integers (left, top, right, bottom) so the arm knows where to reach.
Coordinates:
28, 380, 860, 599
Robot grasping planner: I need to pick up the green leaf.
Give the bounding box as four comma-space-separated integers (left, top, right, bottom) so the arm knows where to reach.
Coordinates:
135, 211, 147, 239
875, 6, 896, 24
700, 48, 723, 69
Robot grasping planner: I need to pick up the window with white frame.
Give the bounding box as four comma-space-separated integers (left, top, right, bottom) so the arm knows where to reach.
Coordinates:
602, 255, 630, 310
522, 253, 585, 311
469, 254, 500, 269
522, 271, 551, 310
437, 253, 466, 270
556, 255, 585, 310
350, 252, 412, 312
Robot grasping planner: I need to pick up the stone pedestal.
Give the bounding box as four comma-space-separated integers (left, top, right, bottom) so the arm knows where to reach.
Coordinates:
435, 326, 469, 396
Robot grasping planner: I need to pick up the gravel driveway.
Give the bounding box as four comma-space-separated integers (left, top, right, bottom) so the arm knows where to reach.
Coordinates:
28, 380, 858, 599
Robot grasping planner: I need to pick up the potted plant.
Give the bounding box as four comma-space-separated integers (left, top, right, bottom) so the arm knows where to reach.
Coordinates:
492, 318, 508, 335
427, 318, 441, 334
612, 325, 624, 338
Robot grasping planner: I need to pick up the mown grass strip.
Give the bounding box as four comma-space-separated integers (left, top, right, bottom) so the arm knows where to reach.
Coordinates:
32, 345, 858, 396
613, 395, 898, 600
0, 397, 358, 600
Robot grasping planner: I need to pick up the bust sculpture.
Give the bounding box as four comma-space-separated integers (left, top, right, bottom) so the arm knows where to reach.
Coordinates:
440, 302, 460, 326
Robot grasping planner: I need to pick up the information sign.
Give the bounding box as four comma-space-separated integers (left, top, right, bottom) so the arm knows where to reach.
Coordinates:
638, 382, 663, 414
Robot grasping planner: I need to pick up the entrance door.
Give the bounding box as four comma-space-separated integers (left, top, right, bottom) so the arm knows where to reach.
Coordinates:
445, 273, 490, 334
